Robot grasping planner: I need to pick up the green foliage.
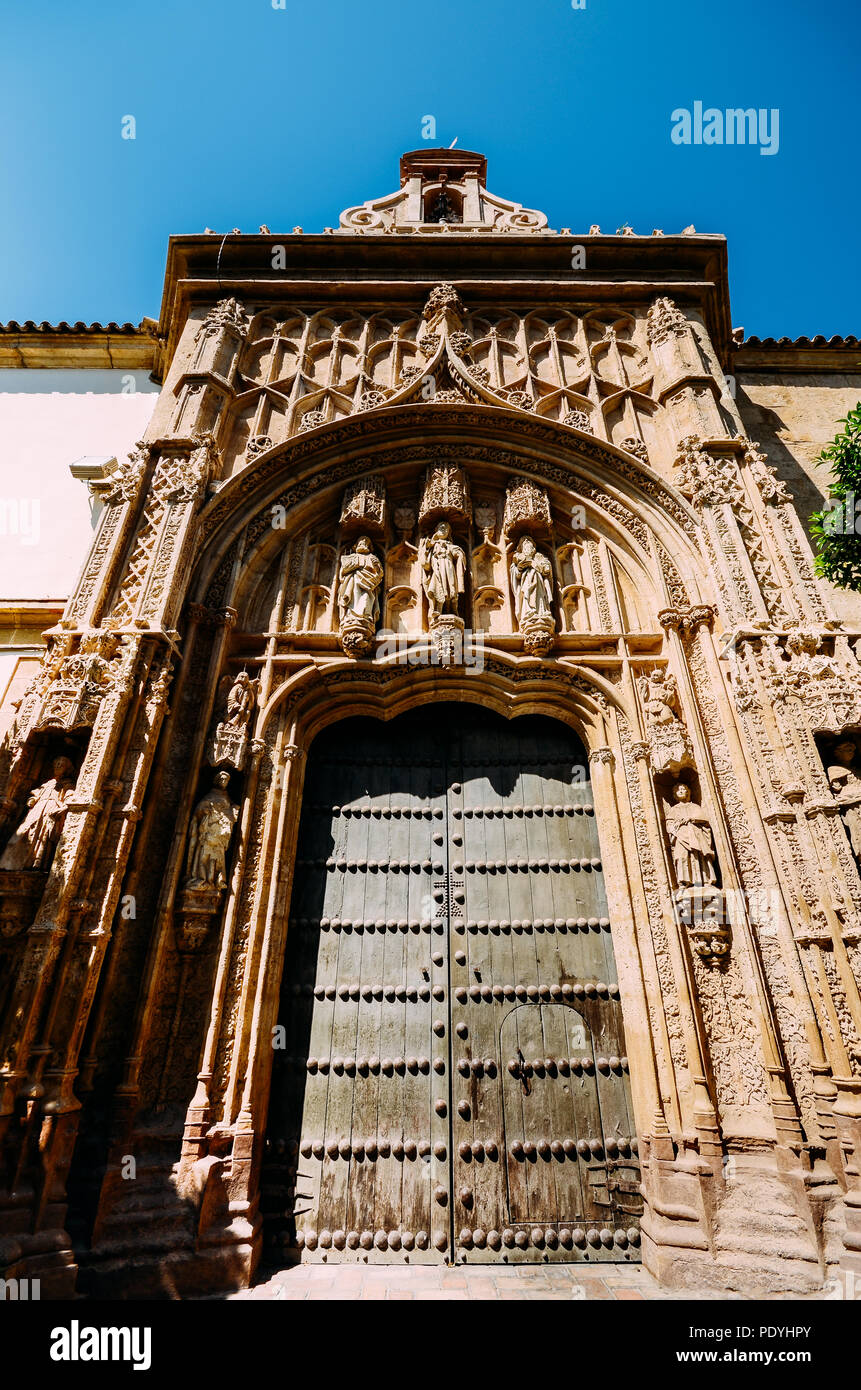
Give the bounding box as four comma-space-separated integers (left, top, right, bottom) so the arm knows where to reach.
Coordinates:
810, 403, 861, 590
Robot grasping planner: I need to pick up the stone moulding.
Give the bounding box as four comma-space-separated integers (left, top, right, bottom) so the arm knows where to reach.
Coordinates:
175, 883, 224, 954
0, 870, 49, 937
674, 887, 731, 965
195, 404, 699, 548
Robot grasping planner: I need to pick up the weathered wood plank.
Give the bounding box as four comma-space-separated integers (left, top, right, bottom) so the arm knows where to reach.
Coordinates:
264, 708, 641, 1267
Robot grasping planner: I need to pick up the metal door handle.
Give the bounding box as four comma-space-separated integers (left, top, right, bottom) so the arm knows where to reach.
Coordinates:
515, 1047, 531, 1096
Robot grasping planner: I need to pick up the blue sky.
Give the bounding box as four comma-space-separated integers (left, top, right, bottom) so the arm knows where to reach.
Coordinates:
0, 0, 858, 338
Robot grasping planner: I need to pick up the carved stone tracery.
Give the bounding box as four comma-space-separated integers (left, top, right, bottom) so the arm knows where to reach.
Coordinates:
418, 462, 472, 526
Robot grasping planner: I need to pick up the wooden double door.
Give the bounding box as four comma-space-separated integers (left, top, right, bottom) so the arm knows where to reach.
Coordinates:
262, 705, 641, 1265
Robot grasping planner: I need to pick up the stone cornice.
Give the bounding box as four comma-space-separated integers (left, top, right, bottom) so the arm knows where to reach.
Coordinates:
732, 340, 861, 374
157, 231, 732, 381
0, 601, 65, 635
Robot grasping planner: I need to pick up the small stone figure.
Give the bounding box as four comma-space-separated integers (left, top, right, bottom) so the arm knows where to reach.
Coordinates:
510, 536, 554, 625
0, 757, 75, 872
338, 536, 384, 626
665, 783, 718, 889
827, 739, 861, 861
640, 668, 681, 727
209, 670, 260, 770
419, 521, 466, 620
509, 535, 555, 655
638, 668, 695, 775
223, 670, 257, 730
184, 771, 238, 890
337, 536, 384, 655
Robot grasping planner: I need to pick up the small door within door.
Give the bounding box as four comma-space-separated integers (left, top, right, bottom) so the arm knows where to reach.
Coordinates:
261, 707, 641, 1266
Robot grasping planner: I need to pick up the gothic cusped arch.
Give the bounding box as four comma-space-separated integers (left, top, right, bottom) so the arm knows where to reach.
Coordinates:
189, 403, 711, 637
259, 645, 625, 751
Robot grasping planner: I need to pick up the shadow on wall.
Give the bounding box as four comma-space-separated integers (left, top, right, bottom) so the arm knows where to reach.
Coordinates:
736, 387, 830, 536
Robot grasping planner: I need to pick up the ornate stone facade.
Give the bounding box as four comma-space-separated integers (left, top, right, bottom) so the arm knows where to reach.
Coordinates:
1, 148, 860, 1300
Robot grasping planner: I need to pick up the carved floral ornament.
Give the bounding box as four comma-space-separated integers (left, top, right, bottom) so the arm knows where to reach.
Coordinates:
731, 629, 861, 733
673, 433, 792, 513
101, 442, 150, 505
646, 296, 690, 347
10, 630, 137, 741
194, 297, 249, 341
658, 605, 715, 638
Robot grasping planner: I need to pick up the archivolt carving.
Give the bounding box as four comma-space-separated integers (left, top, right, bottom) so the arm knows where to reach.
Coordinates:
196, 415, 700, 592
616, 712, 687, 1074
820, 947, 861, 1077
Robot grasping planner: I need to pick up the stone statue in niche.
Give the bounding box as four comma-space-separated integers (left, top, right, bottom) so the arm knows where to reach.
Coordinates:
665, 783, 728, 964
0, 756, 76, 871
209, 669, 260, 771
336, 536, 384, 656
827, 738, 861, 862
419, 521, 466, 620
184, 771, 239, 891
665, 783, 718, 888
510, 535, 555, 655
638, 667, 695, 775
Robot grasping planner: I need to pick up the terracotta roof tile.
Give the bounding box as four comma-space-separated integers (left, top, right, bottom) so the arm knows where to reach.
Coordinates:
740, 333, 860, 348
0, 318, 156, 335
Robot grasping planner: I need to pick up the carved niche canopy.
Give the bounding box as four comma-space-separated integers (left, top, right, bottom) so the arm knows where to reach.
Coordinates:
339, 474, 387, 537
418, 462, 472, 527
764, 630, 861, 735
503, 476, 552, 538
28, 631, 131, 735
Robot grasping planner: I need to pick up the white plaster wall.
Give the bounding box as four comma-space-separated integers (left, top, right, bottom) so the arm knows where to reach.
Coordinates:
0, 369, 159, 599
